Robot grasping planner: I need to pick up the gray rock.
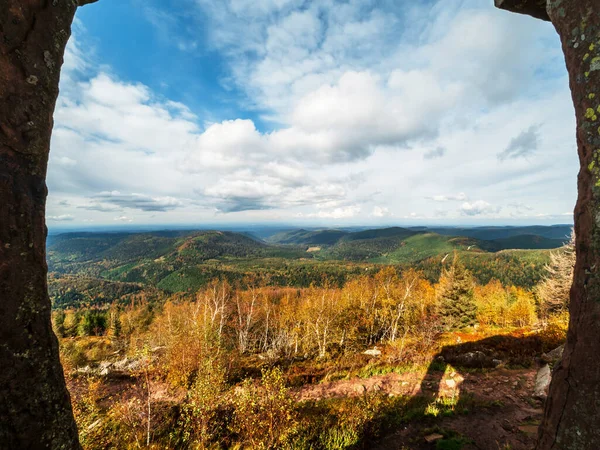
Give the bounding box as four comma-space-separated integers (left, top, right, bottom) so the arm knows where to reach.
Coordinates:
364, 347, 382, 356
541, 345, 564, 364
453, 350, 487, 368
533, 364, 552, 400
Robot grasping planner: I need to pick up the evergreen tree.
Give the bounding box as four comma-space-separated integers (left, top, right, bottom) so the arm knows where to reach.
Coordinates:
77, 310, 107, 336
438, 253, 477, 330
109, 304, 122, 339
53, 310, 66, 338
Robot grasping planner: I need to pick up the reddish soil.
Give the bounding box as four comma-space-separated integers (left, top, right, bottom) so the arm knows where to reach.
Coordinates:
294, 366, 543, 450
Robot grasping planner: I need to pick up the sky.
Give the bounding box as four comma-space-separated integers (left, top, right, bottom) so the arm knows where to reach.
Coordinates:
46, 0, 577, 228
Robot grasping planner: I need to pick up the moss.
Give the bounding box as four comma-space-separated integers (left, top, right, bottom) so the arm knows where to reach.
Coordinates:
586, 108, 597, 119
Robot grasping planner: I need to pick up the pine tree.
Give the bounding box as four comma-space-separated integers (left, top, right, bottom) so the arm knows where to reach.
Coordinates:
438, 253, 477, 330
109, 304, 122, 339
53, 310, 66, 338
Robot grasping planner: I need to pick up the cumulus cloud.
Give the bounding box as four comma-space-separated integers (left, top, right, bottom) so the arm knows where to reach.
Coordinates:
497, 125, 540, 161
45, 1, 575, 225
460, 200, 498, 216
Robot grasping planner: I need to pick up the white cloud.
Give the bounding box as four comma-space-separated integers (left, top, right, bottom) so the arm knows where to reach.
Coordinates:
114, 216, 134, 222
306, 205, 361, 219
427, 193, 468, 202
46, 1, 575, 225
47, 215, 75, 222
460, 200, 498, 216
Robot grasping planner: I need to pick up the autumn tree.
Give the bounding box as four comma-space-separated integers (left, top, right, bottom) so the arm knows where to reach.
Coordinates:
474, 279, 509, 327
506, 286, 537, 327
304, 287, 342, 358
537, 231, 575, 320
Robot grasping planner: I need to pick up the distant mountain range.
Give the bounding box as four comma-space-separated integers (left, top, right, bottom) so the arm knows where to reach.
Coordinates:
266, 225, 570, 258
46, 225, 570, 306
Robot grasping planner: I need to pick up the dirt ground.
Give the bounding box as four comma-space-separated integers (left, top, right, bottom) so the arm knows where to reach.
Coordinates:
294, 366, 543, 450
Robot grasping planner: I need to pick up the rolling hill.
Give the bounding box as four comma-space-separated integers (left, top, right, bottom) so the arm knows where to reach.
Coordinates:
46, 225, 564, 302
268, 226, 566, 262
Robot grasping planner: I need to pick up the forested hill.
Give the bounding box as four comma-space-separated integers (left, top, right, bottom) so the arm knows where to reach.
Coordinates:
267, 225, 569, 254
46, 226, 569, 307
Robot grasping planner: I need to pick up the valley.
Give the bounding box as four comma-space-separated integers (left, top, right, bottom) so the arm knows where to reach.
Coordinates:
47, 225, 570, 308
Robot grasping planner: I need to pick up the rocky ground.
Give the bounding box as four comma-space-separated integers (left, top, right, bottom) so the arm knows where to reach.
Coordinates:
68, 339, 561, 449
296, 365, 545, 449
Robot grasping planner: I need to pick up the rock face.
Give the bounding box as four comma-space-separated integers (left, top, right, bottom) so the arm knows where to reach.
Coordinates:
496, 1, 600, 449
0, 1, 83, 448
77, 357, 141, 377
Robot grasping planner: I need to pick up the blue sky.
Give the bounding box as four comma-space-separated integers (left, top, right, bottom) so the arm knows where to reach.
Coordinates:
46, 0, 576, 228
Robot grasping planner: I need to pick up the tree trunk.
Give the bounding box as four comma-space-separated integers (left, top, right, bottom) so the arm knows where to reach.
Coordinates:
496, 1, 600, 448
0, 1, 81, 448
537, 2, 600, 448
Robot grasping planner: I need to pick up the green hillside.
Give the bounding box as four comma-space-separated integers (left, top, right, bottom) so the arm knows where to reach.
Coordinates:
370, 233, 480, 264
46, 226, 563, 302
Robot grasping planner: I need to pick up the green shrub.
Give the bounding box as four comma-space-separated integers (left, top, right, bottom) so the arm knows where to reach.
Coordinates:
232, 367, 298, 449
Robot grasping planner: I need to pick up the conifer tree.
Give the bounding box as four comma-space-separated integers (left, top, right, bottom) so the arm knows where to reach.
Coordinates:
53, 310, 67, 339
438, 253, 477, 330
109, 304, 122, 340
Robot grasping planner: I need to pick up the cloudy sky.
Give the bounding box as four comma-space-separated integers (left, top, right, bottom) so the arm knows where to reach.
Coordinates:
46, 0, 576, 228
